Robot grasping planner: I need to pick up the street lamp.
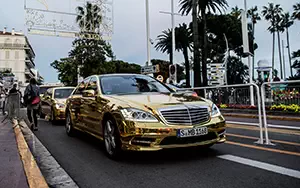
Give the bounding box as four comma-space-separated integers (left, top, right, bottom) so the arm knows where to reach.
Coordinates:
145, 0, 151, 66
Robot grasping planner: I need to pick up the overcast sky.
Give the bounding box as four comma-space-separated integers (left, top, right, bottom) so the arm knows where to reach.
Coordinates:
0, 0, 299, 82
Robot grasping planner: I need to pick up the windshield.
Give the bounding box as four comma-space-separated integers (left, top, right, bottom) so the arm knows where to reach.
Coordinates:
54, 88, 74, 99
40, 87, 52, 95
100, 75, 172, 95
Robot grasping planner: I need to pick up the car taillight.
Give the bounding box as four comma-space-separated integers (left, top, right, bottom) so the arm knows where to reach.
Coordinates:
192, 92, 198, 97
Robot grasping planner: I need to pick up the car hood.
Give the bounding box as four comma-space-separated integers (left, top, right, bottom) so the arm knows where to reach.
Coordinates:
106, 93, 211, 111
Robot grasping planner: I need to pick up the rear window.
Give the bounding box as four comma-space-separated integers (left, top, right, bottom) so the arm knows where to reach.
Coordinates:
54, 88, 74, 99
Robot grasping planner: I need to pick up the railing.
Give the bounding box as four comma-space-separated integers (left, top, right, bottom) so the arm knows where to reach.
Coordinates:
261, 80, 300, 145
0, 43, 25, 48
178, 83, 264, 144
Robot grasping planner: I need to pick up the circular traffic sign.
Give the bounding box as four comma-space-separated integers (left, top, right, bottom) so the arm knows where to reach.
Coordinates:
170, 65, 176, 75
157, 75, 164, 82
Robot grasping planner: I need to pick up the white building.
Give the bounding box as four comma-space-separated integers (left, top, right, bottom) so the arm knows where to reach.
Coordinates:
0, 27, 37, 85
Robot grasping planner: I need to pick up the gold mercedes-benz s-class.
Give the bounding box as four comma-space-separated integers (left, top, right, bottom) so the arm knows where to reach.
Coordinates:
65, 74, 226, 159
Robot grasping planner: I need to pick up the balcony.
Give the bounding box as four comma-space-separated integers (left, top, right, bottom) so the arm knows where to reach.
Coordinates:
25, 57, 35, 68
25, 68, 35, 78
0, 43, 25, 49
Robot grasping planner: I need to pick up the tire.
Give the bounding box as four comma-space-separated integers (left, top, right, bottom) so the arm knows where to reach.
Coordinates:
103, 119, 122, 159
51, 109, 57, 125
65, 112, 76, 136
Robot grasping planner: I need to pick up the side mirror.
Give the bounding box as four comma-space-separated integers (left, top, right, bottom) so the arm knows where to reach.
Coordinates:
82, 89, 95, 97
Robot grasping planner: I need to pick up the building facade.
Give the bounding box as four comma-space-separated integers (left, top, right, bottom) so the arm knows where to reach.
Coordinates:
0, 28, 36, 85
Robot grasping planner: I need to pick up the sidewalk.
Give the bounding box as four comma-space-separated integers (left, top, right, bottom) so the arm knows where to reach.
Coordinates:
0, 115, 29, 188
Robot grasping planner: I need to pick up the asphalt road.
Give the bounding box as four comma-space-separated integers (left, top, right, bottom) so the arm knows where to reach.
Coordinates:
32, 118, 300, 188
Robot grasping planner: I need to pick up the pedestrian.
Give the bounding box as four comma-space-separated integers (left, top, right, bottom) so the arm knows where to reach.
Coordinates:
8, 84, 21, 120
24, 78, 40, 131
0, 86, 7, 115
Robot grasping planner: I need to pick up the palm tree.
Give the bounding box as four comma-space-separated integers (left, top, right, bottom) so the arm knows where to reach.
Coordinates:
292, 3, 300, 20
175, 23, 193, 87
247, 6, 261, 80
155, 29, 173, 64
231, 6, 242, 19
262, 3, 283, 78
76, 2, 102, 33
179, 0, 228, 87
280, 13, 294, 76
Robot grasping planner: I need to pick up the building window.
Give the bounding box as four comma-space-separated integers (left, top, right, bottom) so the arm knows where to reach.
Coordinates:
15, 51, 19, 59
5, 51, 10, 59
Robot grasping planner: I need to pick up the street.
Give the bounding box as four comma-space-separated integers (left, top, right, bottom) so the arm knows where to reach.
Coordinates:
30, 117, 300, 188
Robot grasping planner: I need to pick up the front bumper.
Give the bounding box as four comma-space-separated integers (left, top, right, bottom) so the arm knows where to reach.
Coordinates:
54, 108, 66, 120
119, 117, 226, 151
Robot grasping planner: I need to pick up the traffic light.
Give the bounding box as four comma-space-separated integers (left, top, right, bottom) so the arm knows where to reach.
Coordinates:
169, 64, 177, 84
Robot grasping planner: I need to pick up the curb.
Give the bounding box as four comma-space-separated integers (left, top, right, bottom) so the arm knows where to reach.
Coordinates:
223, 113, 300, 122
13, 120, 49, 188
19, 120, 79, 188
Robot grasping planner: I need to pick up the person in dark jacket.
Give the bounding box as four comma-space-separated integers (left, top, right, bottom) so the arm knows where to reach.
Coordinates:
24, 78, 40, 131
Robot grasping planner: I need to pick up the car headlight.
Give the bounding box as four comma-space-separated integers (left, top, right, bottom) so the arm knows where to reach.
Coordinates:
55, 103, 65, 109
211, 104, 221, 117
121, 108, 158, 122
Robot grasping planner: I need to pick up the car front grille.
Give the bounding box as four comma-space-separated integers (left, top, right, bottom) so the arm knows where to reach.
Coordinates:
159, 105, 210, 125
159, 132, 217, 145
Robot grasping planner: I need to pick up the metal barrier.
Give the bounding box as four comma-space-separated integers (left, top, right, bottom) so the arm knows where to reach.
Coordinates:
261, 80, 300, 145
179, 83, 264, 144
7, 92, 21, 120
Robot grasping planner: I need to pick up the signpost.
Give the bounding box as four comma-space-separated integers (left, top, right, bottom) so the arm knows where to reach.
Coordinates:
141, 65, 160, 74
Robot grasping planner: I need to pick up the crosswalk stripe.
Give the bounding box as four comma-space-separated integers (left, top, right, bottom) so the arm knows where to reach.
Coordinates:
218, 154, 300, 179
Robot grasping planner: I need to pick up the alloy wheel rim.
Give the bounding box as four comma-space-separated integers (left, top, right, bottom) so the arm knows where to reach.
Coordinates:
66, 114, 71, 133
104, 121, 116, 155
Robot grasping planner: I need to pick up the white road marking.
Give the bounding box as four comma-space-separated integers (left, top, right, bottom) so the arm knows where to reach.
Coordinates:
227, 121, 300, 130
218, 154, 300, 179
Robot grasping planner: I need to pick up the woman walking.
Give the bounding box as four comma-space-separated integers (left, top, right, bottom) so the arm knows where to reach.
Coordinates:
24, 78, 40, 131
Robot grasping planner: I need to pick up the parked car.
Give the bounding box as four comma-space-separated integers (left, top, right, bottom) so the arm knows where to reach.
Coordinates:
41, 87, 75, 123
65, 74, 226, 159
39, 83, 64, 97
165, 83, 198, 97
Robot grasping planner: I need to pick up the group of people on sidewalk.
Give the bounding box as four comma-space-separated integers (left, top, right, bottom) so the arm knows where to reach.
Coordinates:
1, 78, 41, 131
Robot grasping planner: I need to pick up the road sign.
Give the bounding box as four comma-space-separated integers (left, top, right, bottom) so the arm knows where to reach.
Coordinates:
157, 75, 164, 82
169, 64, 177, 84
141, 65, 160, 74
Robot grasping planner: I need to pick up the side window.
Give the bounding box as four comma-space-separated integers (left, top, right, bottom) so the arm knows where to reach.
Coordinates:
74, 78, 90, 95
47, 88, 53, 97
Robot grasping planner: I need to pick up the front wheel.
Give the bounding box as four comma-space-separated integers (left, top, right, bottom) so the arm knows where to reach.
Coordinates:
103, 119, 122, 159
66, 112, 76, 136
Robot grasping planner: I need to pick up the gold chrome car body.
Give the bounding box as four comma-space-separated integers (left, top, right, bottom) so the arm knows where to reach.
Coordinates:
66, 74, 226, 154
41, 86, 75, 121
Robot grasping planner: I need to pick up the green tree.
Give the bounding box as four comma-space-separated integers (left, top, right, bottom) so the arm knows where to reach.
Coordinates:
179, 0, 228, 87
292, 3, 300, 20
231, 6, 242, 18
280, 12, 294, 76
76, 2, 102, 33
175, 23, 192, 87
69, 38, 113, 78
262, 3, 283, 79
155, 29, 173, 64
247, 6, 261, 80
226, 56, 249, 84
291, 50, 300, 79
51, 57, 78, 86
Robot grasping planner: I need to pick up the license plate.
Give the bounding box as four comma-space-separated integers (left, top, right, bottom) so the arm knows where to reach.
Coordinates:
177, 127, 208, 138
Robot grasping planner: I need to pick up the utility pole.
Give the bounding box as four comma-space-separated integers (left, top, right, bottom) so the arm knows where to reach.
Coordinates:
282, 40, 286, 80
242, 0, 254, 106
145, 0, 151, 66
